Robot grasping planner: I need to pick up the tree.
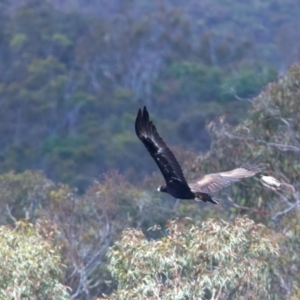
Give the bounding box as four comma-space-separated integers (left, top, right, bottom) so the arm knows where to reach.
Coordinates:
106, 216, 278, 299
0, 170, 54, 224
43, 171, 179, 298
0, 220, 69, 299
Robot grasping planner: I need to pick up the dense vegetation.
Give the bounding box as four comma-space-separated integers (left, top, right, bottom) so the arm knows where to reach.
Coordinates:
107, 217, 278, 299
0, 0, 300, 299
2, 0, 296, 190
0, 221, 69, 299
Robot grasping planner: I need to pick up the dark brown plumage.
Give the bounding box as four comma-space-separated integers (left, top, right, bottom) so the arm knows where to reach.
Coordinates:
135, 106, 263, 204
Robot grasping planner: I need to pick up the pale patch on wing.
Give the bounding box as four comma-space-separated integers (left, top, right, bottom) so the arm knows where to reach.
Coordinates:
218, 168, 256, 178
190, 174, 240, 194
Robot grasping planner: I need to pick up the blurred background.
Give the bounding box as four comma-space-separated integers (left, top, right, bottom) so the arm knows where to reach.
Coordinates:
1, 0, 299, 190
1, 1, 300, 299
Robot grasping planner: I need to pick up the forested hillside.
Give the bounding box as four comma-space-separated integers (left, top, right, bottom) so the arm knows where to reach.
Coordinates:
2, 0, 299, 189
0, 0, 300, 299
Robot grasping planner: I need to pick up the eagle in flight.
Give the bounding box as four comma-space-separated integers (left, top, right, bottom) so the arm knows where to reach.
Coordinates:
135, 106, 263, 204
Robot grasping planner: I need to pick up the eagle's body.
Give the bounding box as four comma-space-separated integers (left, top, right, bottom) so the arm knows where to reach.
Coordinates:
135, 106, 263, 204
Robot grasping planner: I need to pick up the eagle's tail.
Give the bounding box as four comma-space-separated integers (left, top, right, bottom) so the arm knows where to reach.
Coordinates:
195, 192, 219, 204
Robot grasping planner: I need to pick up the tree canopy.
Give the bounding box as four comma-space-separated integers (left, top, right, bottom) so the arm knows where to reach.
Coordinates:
107, 217, 278, 299
0, 221, 69, 299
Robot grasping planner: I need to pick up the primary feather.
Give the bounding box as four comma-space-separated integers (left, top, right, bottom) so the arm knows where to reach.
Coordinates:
135, 107, 187, 184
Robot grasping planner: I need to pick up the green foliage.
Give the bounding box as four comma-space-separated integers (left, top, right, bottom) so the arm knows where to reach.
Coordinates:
52, 33, 72, 47
0, 221, 69, 299
0, 171, 54, 223
168, 61, 222, 101
9, 33, 27, 49
277, 210, 300, 299
0, 169, 180, 298
42, 170, 181, 298
26, 56, 66, 89
222, 63, 278, 101
107, 216, 278, 299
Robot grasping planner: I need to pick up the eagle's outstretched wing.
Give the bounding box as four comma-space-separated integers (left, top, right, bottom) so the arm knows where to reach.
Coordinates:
189, 155, 264, 194
135, 106, 189, 189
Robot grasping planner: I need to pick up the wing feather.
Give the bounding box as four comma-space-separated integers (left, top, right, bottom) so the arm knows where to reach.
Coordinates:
189, 155, 264, 194
135, 106, 189, 186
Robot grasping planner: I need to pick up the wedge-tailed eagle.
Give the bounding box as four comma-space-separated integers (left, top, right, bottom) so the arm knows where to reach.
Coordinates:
135, 106, 263, 204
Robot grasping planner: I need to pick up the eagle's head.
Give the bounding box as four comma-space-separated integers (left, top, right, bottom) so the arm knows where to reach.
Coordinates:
157, 184, 167, 193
